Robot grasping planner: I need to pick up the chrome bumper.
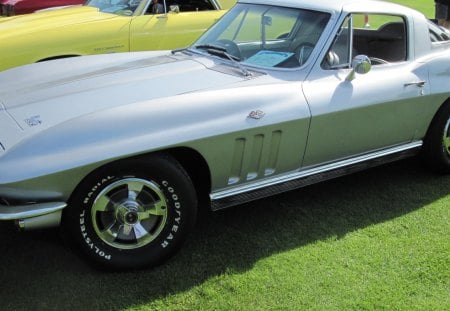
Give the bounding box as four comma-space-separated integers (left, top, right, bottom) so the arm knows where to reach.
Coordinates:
0, 202, 66, 230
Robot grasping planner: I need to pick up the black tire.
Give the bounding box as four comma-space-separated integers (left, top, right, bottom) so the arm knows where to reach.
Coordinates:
63, 154, 197, 270
422, 101, 450, 173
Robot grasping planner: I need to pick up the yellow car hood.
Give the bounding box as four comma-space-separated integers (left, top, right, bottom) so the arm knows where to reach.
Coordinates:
0, 6, 121, 38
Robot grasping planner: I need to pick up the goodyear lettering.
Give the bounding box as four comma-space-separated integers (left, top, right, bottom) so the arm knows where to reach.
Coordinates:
83, 176, 114, 204
160, 180, 183, 249
79, 214, 112, 260
161, 241, 169, 248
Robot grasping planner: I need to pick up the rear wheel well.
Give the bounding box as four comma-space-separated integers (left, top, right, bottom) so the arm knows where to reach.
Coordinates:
422, 98, 450, 173
424, 98, 450, 137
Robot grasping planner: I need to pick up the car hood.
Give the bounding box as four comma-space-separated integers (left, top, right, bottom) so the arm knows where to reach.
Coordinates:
0, 51, 253, 150
0, 6, 120, 38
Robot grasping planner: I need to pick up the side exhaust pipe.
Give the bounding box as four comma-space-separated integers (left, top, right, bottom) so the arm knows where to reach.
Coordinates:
15, 210, 62, 231
0, 201, 66, 231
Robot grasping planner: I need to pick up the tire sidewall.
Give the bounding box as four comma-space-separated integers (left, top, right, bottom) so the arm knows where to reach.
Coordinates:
423, 101, 450, 173
438, 112, 450, 166
65, 156, 197, 270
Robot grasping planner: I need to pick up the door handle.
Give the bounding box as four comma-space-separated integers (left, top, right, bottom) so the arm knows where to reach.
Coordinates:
404, 81, 426, 87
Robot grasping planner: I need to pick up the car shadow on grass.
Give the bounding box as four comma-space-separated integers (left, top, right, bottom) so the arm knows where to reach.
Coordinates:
0, 158, 449, 310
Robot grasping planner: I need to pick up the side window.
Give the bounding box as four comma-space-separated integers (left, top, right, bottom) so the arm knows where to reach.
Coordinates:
323, 15, 352, 69
146, 0, 216, 14
169, 0, 215, 12
323, 13, 407, 69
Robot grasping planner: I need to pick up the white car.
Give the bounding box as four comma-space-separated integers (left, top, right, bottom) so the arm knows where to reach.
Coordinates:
1, 0, 449, 270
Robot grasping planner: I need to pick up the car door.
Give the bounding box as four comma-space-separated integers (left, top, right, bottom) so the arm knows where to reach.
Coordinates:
301, 13, 431, 167
129, 8, 224, 51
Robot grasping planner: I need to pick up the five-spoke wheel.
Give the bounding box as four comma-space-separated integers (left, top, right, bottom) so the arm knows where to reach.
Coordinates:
91, 178, 169, 250
63, 154, 197, 270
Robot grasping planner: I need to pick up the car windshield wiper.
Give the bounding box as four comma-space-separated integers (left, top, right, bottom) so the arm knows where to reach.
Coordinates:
171, 47, 191, 54
194, 44, 252, 77
194, 44, 228, 53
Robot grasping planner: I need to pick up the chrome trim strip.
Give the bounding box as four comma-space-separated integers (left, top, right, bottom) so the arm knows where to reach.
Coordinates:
210, 0, 222, 10
210, 141, 422, 209
0, 202, 67, 220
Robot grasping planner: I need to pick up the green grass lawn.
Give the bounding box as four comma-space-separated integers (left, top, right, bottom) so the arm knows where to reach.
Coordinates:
0, 1, 448, 310
1, 160, 448, 310
393, 0, 434, 18
219, 0, 436, 17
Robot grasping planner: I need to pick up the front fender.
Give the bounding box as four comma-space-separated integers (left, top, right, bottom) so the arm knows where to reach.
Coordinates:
0, 81, 310, 200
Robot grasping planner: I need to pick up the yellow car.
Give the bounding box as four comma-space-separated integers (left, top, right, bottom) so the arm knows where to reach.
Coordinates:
0, 0, 227, 71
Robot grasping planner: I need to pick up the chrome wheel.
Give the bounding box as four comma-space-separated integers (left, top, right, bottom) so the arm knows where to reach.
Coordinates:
65, 155, 198, 269
443, 118, 450, 157
91, 178, 168, 250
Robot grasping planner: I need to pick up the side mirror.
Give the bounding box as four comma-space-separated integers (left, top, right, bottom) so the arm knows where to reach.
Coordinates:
346, 55, 371, 81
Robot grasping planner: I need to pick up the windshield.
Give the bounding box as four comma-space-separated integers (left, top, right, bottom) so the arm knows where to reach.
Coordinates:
85, 0, 143, 16
192, 3, 330, 69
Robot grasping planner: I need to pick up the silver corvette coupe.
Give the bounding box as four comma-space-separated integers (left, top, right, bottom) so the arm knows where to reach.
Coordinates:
1, 0, 450, 270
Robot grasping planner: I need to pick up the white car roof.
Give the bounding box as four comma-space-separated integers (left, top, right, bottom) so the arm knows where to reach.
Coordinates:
239, 0, 419, 17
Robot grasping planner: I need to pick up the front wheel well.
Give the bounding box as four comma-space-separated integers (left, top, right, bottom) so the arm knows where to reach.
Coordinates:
166, 147, 212, 213
37, 55, 80, 63
67, 148, 212, 215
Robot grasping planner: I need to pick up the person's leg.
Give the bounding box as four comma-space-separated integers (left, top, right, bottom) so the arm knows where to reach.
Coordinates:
436, 2, 449, 28
446, 3, 450, 28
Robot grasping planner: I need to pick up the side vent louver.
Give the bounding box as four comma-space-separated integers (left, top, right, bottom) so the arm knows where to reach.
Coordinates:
228, 131, 282, 185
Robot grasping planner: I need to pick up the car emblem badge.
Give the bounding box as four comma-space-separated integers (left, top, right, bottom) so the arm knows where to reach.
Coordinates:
24, 115, 42, 127
248, 110, 265, 120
